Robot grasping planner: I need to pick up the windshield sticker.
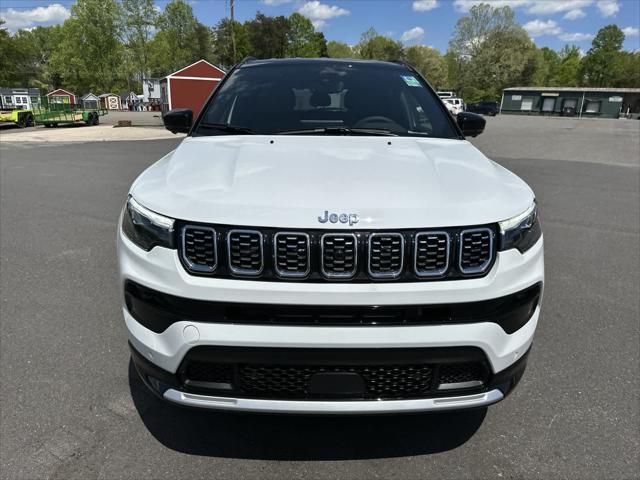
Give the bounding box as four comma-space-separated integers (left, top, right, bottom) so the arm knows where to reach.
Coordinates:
401, 75, 421, 87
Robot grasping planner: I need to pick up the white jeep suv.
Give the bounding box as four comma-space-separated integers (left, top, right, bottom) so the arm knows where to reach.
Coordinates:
118, 58, 543, 414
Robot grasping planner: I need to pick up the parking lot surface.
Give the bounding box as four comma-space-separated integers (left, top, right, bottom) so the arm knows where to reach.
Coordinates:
1, 116, 638, 479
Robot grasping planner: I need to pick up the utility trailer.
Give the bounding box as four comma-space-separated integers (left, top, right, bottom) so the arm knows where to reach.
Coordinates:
0, 108, 35, 128
33, 100, 107, 127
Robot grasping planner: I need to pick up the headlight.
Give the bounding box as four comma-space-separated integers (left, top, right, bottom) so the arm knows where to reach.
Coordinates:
122, 196, 175, 251
499, 201, 542, 253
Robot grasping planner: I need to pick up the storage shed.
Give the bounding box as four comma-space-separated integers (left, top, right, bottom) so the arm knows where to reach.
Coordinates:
80, 93, 100, 109
46, 88, 76, 107
160, 60, 225, 117
0, 87, 41, 110
500, 87, 640, 119
99, 93, 122, 110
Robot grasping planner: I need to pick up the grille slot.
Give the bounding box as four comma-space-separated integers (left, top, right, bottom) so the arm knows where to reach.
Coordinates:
459, 228, 493, 274
274, 232, 311, 278
414, 231, 450, 277
227, 230, 264, 275
368, 233, 404, 278
237, 364, 433, 399
181, 226, 217, 272
321, 234, 357, 279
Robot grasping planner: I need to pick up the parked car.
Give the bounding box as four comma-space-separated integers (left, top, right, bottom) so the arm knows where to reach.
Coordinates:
467, 100, 499, 116
120, 58, 544, 414
443, 97, 465, 115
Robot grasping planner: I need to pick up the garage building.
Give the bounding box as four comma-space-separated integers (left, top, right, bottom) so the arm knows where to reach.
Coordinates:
500, 87, 640, 119
160, 59, 225, 117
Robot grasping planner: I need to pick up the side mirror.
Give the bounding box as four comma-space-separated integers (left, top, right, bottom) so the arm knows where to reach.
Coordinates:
457, 112, 486, 137
163, 108, 192, 134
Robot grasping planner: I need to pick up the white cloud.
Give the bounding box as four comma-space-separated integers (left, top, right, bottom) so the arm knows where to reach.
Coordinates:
261, 0, 293, 5
596, 0, 619, 17
0, 3, 70, 31
559, 32, 594, 41
526, 0, 592, 15
523, 19, 562, 37
412, 0, 439, 12
622, 26, 639, 37
563, 9, 586, 20
401, 26, 425, 42
297, 1, 349, 29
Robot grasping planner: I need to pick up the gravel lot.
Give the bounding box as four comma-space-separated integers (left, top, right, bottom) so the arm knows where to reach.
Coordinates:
1, 116, 638, 479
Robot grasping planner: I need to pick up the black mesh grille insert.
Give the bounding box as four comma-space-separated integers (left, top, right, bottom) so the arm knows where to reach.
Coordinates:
274, 232, 310, 277
439, 362, 484, 385
459, 228, 493, 274
369, 233, 404, 278
238, 364, 433, 399
182, 226, 217, 272
228, 230, 263, 275
414, 232, 449, 276
321, 234, 357, 278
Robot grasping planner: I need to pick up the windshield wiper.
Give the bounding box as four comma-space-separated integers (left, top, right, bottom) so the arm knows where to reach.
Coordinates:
275, 127, 397, 136
197, 123, 258, 135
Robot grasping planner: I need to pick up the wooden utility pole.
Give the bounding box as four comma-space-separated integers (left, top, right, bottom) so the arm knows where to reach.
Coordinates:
230, 0, 236, 64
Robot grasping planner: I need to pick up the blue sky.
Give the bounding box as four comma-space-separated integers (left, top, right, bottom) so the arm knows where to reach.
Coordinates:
2, 0, 639, 52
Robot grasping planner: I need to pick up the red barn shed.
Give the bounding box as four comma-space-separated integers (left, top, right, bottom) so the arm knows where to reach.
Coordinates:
46, 88, 76, 108
160, 60, 225, 118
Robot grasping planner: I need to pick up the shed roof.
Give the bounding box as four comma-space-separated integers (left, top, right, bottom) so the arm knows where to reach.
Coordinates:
504, 87, 640, 93
98, 93, 118, 98
81, 93, 99, 100
164, 59, 225, 80
0, 87, 40, 95
47, 88, 75, 97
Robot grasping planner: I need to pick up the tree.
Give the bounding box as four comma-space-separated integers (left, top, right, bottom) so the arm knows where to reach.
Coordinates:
446, 4, 537, 101
356, 28, 403, 61
286, 13, 326, 58
532, 47, 561, 86
581, 25, 625, 86
404, 45, 447, 89
49, 0, 124, 93
327, 41, 352, 58
246, 12, 290, 59
122, 0, 158, 82
556, 45, 582, 86
213, 19, 250, 68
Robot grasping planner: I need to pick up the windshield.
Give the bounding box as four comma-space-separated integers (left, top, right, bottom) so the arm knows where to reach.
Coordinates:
195, 61, 458, 139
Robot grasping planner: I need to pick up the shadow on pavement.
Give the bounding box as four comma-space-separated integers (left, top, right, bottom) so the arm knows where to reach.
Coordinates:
129, 361, 486, 460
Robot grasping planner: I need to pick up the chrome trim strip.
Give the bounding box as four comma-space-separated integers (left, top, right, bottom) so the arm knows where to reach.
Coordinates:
413, 231, 450, 278
273, 231, 311, 278
368, 233, 405, 279
227, 229, 264, 276
163, 388, 504, 414
458, 227, 494, 275
320, 233, 358, 279
437, 380, 484, 391
180, 225, 217, 273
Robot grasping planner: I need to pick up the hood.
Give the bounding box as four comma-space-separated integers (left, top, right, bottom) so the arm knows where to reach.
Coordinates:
130, 135, 534, 229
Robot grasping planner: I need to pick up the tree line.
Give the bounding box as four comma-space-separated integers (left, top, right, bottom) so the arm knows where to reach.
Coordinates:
0, 0, 637, 102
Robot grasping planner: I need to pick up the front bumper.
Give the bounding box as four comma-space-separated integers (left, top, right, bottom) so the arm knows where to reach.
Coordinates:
119, 228, 543, 412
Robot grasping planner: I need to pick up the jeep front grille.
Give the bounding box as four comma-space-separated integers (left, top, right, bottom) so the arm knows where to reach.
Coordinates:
181, 226, 217, 272
459, 228, 494, 275
177, 224, 497, 281
321, 233, 357, 279
368, 233, 404, 278
228, 229, 263, 275
414, 231, 449, 277
274, 232, 310, 278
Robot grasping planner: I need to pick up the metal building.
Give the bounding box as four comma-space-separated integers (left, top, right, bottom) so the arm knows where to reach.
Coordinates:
500, 87, 640, 119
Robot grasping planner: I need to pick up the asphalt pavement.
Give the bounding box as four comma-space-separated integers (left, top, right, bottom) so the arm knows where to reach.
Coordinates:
0, 116, 638, 479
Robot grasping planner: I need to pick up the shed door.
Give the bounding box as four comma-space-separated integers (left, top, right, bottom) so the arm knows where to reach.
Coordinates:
542, 97, 555, 112
521, 98, 533, 111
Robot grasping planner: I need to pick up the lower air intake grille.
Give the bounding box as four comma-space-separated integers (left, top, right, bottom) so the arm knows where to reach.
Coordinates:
369, 233, 404, 278
414, 232, 449, 277
181, 226, 217, 272
439, 362, 483, 385
238, 364, 433, 399
274, 232, 310, 278
459, 228, 493, 274
321, 234, 357, 278
228, 230, 263, 275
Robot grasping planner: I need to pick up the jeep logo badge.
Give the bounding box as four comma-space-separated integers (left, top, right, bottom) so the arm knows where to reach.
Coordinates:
318, 210, 360, 226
